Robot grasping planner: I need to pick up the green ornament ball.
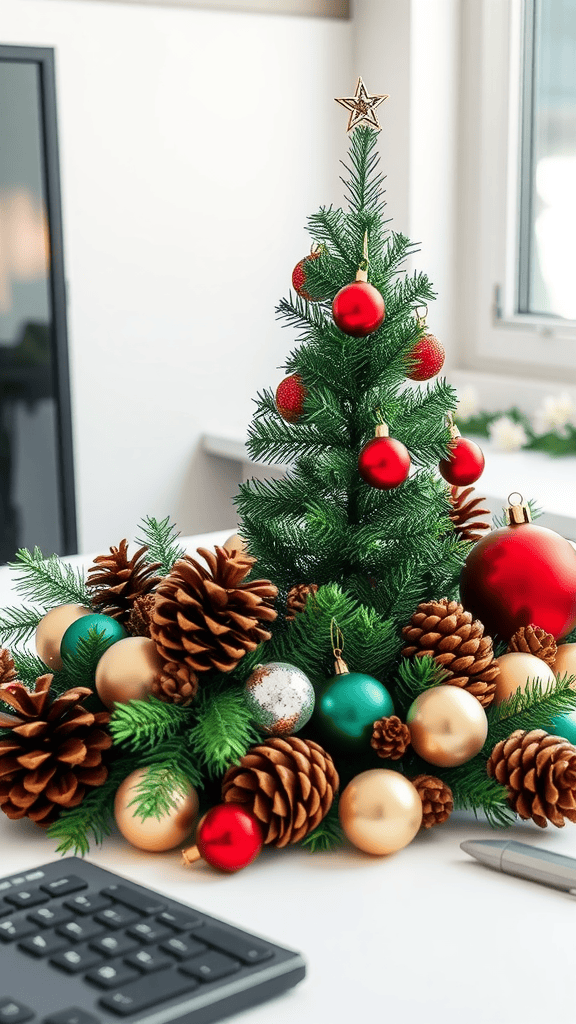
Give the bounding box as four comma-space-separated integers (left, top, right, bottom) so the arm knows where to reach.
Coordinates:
550, 711, 576, 747
60, 613, 127, 661
313, 671, 394, 753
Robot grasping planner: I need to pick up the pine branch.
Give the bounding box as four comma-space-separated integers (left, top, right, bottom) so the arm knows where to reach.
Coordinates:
135, 515, 185, 576
0, 605, 45, 648
11, 650, 50, 686
110, 696, 192, 753
484, 673, 576, 751
300, 801, 343, 852
9, 547, 91, 607
394, 656, 450, 716
188, 685, 260, 778
47, 756, 139, 856
440, 756, 515, 827
340, 126, 385, 215
128, 742, 202, 821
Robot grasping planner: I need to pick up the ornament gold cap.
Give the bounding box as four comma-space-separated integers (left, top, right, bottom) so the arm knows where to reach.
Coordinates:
375, 423, 389, 438
331, 619, 349, 675
505, 492, 532, 525
181, 844, 201, 866
333, 651, 350, 675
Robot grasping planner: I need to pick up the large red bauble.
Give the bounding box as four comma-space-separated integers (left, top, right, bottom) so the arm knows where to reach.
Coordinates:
276, 374, 307, 423
406, 334, 445, 381
332, 281, 385, 337
460, 521, 576, 641
196, 804, 263, 873
439, 437, 485, 486
358, 436, 411, 489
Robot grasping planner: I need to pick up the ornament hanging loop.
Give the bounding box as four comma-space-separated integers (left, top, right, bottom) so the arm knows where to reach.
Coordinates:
374, 408, 389, 438
415, 303, 428, 326
446, 413, 461, 441
356, 230, 370, 283
330, 619, 349, 675
506, 493, 532, 525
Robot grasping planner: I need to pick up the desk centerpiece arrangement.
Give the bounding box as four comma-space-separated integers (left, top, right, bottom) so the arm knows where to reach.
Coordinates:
2, 82, 576, 871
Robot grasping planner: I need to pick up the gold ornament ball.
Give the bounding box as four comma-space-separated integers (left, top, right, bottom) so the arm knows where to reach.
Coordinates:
493, 652, 556, 705
553, 644, 576, 684
223, 532, 247, 554
95, 636, 163, 709
35, 604, 92, 670
407, 684, 488, 767
114, 769, 199, 852
339, 769, 422, 855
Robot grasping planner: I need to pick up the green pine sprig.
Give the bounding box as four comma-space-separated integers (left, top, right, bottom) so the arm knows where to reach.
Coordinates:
136, 516, 185, 576
47, 756, 139, 856
110, 696, 193, 753
392, 655, 450, 716
0, 605, 45, 648
127, 745, 202, 822
484, 672, 576, 751
188, 685, 260, 778
9, 547, 91, 607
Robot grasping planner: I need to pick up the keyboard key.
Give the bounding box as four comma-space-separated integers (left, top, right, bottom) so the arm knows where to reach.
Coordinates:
28, 904, 73, 928
197, 924, 273, 964
161, 934, 208, 960
5, 887, 49, 910
180, 950, 241, 982
125, 946, 173, 973
57, 919, 104, 943
51, 944, 103, 974
86, 959, 140, 990
0, 1000, 34, 1023
90, 933, 139, 958
156, 909, 203, 932
40, 875, 87, 898
100, 884, 165, 916
19, 928, 69, 957
0, 900, 16, 918
99, 969, 198, 1015
95, 906, 140, 930
0, 918, 36, 942
126, 921, 172, 944
64, 893, 111, 916
44, 1011, 101, 1024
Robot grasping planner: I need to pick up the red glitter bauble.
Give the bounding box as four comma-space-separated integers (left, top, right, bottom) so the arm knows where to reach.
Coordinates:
439, 437, 485, 486
197, 804, 263, 873
276, 374, 307, 423
460, 521, 576, 641
406, 334, 445, 381
332, 281, 385, 337
358, 436, 411, 490
292, 250, 323, 302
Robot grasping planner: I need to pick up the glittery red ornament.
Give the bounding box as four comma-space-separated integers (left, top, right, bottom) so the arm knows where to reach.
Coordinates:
439, 437, 485, 486
276, 374, 307, 423
182, 804, 263, 873
292, 250, 324, 302
406, 334, 445, 381
460, 497, 576, 641
358, 424, 411, 490
332, 280, 385, 337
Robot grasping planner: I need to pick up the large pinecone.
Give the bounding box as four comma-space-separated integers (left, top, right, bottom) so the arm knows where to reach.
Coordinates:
411, 774, 453, 828
487, 729, 576, 828
222, 736, 339, 847
402, 598, 499, 708
448, 485, 491, 543
87, 540, 161, 625
0, 675, 112, 825
507, 624, 557, 667
151, 547, 278, 675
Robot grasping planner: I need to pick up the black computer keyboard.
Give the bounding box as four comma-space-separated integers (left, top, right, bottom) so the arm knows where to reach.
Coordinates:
0, 857, 305, 1024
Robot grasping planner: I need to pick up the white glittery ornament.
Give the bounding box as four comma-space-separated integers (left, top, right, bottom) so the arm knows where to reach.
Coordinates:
244, 662, 315, 736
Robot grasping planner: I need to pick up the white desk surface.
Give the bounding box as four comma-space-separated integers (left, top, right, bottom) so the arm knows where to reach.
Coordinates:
0, 532, 574, 1024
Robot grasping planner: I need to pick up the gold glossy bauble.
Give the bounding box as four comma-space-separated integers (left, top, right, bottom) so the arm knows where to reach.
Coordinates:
223, 532, 247, 554
339, 769, 422, 855
407, 685, 488, 767
35, 604, 92, 670
553, 644, 576, 684
95, 637, 163, 709
114, 769, 199, 852
493, 652, 555, 706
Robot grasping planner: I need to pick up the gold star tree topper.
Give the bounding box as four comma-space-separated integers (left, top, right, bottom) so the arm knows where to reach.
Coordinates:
335, 77, 389, 132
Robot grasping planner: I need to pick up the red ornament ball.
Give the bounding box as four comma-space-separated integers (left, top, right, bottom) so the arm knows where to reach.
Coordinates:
439, 437, 485, 486
460, 521, 576, 641
406, 334, 445, 381
332, 281, 385, 337
196, 804, 263, 873
292, 250, 323, 302
358, 435, 411, 490
276, 374, 307, 423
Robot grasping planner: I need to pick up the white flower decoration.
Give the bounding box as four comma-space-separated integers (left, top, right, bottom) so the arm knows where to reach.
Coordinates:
455, 385, 480, 421
532, 392, 576, 436
488, 415, 528, 452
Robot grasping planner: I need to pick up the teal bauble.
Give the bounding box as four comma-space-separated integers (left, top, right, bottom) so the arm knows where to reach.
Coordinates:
60, 613, 127, 660
314, 667, 394, 753
550, 711, 576, 747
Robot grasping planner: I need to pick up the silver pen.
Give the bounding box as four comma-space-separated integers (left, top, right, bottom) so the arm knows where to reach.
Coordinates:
461, 839, 576, 894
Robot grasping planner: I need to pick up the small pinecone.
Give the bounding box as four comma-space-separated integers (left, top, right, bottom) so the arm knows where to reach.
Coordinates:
508, 624, 557, 668
151, 661, 198, 706
412, 774, 454, 828
87, 540, 161, 625
371, 715, 410, 760
0, 649, 17, 688
222, 736, 339, 847
127, 593, 156, 638
151, 547, 278, 674
0, 675, 112, 825
448, 485, 491, 543
487, 729, 576, 828
286, 583, 319, 622
402, 598, 499, 708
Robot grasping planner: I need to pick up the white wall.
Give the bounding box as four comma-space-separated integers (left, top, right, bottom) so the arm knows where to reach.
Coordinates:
1, 0, 352, 552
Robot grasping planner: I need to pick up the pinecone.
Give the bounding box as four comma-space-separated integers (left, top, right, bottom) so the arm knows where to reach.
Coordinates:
0, 649, 17, 688
286, 583, 319, 622
87, 540, 161, 625
222, 736, 339, 847
508, 624, 557, 668
402, 598, 499, 708
151, 661, 198, 706
448, 485, 491, 543
371, 715, 410, 760
411, 774, 454, 828
127, 593, 156, 638
0, 675, 112, 825
487, 729, 576, 828
150, 547, 278, 675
